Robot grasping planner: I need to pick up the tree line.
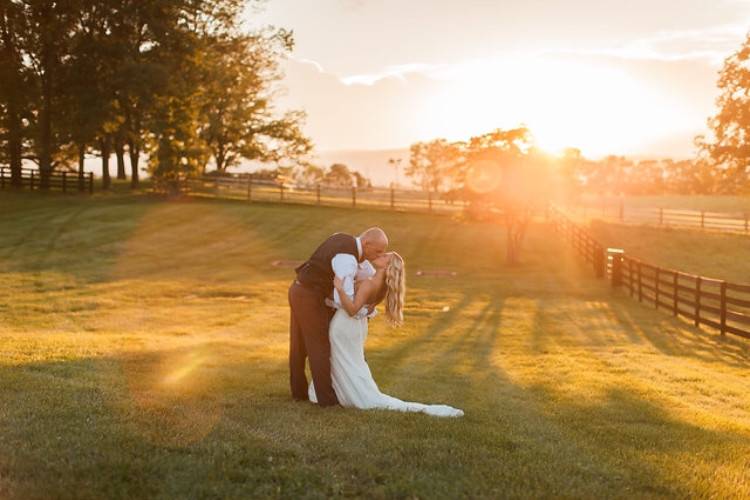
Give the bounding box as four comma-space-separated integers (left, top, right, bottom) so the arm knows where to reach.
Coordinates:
0, 0, 309, 192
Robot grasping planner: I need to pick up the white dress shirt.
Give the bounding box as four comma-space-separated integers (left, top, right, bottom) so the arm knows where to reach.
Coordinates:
330, 237, 376, 319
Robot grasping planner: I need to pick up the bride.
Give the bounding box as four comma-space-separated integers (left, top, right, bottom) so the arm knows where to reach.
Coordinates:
309, 251, 464, 418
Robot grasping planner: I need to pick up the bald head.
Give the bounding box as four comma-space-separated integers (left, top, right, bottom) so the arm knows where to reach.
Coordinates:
360, 227, 389, 261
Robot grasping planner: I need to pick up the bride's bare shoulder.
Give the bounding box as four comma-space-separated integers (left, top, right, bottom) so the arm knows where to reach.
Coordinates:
356, 277, 378, 295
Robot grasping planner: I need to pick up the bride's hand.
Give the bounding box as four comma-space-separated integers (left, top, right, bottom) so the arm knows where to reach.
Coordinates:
333, 276, 344, 290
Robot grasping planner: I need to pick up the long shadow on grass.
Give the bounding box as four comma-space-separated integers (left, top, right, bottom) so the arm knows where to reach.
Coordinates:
570, 291, 750, 369
364, 289, 750, 496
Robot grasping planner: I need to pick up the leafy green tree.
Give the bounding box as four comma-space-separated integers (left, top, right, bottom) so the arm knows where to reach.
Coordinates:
0, 0, 30, 187
12, 0, 80, 189
199, 30, 311, 175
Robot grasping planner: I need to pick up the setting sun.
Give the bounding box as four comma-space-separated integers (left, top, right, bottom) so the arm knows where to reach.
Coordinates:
420, 57, 684, 156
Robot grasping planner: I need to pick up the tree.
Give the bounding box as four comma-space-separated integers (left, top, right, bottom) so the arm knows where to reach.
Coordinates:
65, 0, 116, 189
406, 139, 457, 193
431, 126, 550, 264
699, 32, 750, 194
294, 164, 325, 187
0, 0, 29, 188
324, 163, 354, 187
352, 171, 371, 189
199, 30, 311, 175
12, 1, 80, 189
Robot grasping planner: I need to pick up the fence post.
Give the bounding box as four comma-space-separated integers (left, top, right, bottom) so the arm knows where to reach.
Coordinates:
609, 248, 624, 288
619, 200, 624, 222
62, 171, 67, 193
0, 167, 4, 189
390, 186, 395, 209
78, 171, 84, 192
655, 267, 660, 309
628, 259, 634, 297
247, 177, 252, 202
89, 172, 93, 194
352, 186, 356, 208
694, 277, 701, 327
700, 211, 705, 229
672, 272, 678, 317
428, 190, 433, 213
594, 246, 605, 279
637, 262, 643, 302
720, 281, 727, 337
316, 184, 321, 205
280, 183, 285, 202
30, 170, 35, 190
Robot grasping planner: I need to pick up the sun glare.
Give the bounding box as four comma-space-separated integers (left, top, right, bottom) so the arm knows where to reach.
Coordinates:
422, 56, 682, 157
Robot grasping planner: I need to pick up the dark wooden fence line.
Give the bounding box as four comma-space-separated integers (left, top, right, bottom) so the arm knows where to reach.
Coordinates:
184, 175, 467, 215
0, 167, 93, 194
569, 200, 750, 234
551, 207, 750, 340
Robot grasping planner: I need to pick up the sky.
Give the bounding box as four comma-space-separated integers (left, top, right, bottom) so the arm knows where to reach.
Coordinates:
246, 0, 750, 159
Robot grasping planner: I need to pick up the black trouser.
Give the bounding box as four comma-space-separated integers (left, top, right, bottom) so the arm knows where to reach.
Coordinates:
288, 281, 339, 406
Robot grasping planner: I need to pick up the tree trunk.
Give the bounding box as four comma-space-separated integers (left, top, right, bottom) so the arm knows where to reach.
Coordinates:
127, 138, 139, 188
1, 2, 24, 188
39, 67, 53, 190
100, 136, 111, 190
78, 143, 85, 191
37, 6, 55, 191
6, 102, 23, 189
114, 135, 126, 179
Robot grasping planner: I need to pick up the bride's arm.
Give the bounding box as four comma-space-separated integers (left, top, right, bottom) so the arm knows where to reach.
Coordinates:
334, 277, 370, 317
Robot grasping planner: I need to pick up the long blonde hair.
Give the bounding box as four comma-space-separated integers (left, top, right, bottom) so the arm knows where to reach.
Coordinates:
385, 252, 406, 326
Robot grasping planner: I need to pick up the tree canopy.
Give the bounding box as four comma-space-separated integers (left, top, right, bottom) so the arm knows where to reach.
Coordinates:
0, 0, 309, 191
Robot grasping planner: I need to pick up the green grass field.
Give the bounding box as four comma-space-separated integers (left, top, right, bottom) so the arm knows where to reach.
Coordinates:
1, 192, 750, 498
588, 220, 750, 283
580, 193, 750, 213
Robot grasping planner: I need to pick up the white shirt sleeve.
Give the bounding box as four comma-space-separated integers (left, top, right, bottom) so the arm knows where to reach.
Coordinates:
331, 253, 358, 305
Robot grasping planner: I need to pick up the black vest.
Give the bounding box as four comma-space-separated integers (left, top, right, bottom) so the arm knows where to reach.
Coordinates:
295, 233, 360, 296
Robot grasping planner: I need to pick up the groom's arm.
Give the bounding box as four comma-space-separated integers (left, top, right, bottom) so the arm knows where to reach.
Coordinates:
331, 254, 358, 304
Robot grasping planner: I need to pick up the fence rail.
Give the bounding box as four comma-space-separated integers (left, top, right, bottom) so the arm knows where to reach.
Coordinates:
567, 201, 750, 234
184, 175, 465, 214
0, 167, 93, 194
551, 206, 750, 340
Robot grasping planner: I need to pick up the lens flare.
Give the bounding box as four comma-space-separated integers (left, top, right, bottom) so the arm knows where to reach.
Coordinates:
118, 345, 223, 447
465, 159, 502, 194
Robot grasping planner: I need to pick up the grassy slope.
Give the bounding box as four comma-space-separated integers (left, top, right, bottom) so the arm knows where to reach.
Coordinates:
588, 219, 750, 283
1, 192, 749, 498
580, 194, 750, 213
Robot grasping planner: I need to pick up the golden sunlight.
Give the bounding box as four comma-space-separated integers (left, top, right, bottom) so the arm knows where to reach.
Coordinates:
423, 57, 682, 156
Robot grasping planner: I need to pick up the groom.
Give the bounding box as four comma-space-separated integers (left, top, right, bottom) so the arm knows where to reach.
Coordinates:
289, 227, 389, 406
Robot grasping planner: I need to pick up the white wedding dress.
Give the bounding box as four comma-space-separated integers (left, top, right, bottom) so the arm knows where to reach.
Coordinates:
309, 309, 464, 418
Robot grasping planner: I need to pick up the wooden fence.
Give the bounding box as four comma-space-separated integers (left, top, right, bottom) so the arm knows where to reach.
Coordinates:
551, 207, 750, 340
0, 167, 93, 194
567, 201, 750, 234
184, 175, 465, 214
